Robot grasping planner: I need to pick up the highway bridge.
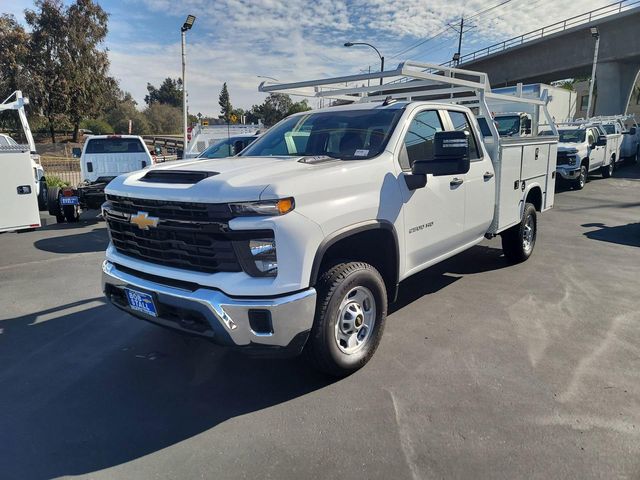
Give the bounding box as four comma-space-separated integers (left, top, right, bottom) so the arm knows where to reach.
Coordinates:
456, 0, 640, 115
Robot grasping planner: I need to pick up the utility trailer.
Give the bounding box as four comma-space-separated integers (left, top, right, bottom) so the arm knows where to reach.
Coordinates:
0, 91, 41, 233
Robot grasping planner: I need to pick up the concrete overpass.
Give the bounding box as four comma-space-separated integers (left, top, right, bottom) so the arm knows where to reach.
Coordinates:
458, 1, 640, 115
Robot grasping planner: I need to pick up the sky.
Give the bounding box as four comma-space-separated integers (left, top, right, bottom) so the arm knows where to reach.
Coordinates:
2, 0, 615, 116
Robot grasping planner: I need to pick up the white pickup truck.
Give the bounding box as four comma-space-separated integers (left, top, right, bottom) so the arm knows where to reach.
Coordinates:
594, 116, 639, 163
101, 62, 557, 376
48, 135, 154, 223
552, 124, 614, 189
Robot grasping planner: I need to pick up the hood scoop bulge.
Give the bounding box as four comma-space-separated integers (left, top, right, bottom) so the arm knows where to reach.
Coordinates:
140, 170, 219, 184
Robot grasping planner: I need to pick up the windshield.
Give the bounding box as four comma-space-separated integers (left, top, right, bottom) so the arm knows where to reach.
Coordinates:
557, 130, 586, 143
198, 136, 256, 159
602, 124, 615, 134
240, 108, 404, 159
495, 115, 521, 136
86, 138, 145, 154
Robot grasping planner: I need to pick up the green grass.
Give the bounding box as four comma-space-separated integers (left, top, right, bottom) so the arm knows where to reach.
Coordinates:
46, 176, 70, 188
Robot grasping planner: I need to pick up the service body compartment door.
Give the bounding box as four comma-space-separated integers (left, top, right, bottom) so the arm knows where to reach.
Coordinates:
494, 144, 523, 232
0, 147, 41, 232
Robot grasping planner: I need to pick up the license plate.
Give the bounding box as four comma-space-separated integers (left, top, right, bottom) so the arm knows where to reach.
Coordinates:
124, 289, 158, 317
60, 196, 79, 205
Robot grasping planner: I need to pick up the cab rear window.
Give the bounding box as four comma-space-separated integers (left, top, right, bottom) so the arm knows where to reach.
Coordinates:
86, 138, 145, 154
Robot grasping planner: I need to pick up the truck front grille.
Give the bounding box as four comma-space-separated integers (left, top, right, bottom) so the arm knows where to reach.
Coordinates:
556, 152, 572, 166
104, 196, 255, 274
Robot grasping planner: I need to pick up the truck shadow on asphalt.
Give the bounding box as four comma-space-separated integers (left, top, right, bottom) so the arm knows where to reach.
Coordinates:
0, 299, 335, 480
391, 245, 508, 314
33, 227, 109, 254
581, 222, 640, 248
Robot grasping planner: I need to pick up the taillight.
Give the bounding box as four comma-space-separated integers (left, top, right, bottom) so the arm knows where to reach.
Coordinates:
62, 188, 74, 197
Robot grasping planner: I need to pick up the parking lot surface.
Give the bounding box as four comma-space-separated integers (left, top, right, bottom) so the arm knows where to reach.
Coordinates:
1, 165, 639, 480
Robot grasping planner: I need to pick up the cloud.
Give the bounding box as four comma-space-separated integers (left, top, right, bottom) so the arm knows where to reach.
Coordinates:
104, 0, 615, 115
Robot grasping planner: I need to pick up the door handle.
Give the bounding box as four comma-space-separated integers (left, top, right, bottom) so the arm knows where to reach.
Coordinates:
483, 171, 494, 180
450, 177, 464, 187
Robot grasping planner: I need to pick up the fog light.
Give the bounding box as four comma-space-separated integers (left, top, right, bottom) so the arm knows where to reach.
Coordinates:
249, 238, 277, 275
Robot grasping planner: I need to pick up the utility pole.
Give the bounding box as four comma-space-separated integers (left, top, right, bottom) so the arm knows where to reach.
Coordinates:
455, 17, 464, 66
180, 15, 195, 158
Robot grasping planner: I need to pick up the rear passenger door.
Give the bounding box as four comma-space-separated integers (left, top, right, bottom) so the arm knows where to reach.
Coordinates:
444, 110, 494, 244
397, 109, 466, 274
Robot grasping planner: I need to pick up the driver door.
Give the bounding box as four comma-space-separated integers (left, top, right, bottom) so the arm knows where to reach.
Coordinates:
397, 109, 466, 274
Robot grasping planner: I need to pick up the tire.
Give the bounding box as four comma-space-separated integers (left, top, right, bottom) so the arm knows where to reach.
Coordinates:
304, 262, 387, 377
37, 179, 48, 211
601, 158, 614, 178
501, 203, 537, 264
574, 164, 587, 190
63, 205, 79, 223
47, 186, 65, 223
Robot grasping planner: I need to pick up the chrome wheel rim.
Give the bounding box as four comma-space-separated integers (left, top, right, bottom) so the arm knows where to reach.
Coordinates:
334, 286, 376, 354
609, 161, 614, 175
579, 167, 586, 187
522, 214, 535, 253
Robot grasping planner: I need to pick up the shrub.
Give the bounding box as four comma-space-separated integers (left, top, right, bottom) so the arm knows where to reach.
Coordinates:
46, 176, 70, 188
79, 118, 114, 135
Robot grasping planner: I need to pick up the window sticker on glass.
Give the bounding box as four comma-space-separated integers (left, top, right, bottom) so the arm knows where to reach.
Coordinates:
354, 149, 369, 156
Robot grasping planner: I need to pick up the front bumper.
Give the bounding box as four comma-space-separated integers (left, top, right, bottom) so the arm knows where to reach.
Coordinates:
102, 261, 317, 356
556, 166, 580, 180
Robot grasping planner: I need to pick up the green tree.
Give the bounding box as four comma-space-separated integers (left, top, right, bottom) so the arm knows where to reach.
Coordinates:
144, 77, 183, 107
0, 15, 29, 98
25, 0, 71, 143
218, 82, 232, 123
143, 103, 182, 134
251, 93, 311, 126
104, 91, 150, 135
65, 0, 114, 142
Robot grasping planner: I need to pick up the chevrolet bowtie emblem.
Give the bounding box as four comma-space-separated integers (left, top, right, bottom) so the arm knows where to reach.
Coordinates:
130, 211, 159, 230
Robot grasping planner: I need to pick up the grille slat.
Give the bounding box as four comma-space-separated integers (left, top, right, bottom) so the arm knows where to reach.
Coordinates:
105, 195, 243, 273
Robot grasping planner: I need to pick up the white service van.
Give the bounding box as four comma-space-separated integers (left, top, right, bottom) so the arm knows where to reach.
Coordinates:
101, 62, 558, 376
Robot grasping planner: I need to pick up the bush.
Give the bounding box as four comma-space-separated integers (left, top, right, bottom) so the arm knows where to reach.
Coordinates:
46, 176, 70, 188
80, 118, 114, 135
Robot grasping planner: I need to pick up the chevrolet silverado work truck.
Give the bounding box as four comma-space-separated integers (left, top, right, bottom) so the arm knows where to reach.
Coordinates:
102, 62, 558, 376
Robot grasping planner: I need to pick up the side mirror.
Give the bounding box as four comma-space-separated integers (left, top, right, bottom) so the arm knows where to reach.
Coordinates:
522, 118, 532, 135
233, 140, 245, 155
154, 146, 162, 155
412, 131, 471, 177
72, 147, 82, 158
596, 135, 607, 147
630, 127, 637, 135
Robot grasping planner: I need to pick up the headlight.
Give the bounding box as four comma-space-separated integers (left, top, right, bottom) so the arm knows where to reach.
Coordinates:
568, 156, 577, 166
229, 197, 294, 216
249, 238, 277, 275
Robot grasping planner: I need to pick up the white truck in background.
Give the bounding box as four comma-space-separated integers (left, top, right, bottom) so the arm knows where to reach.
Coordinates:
592, 115, 639, 163
101, 62, 557, 376
0, 91, 41, 233
184, 123, 262, 159
48, 135, 154, 223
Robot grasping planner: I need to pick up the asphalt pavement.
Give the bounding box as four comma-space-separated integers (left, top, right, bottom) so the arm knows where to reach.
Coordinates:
1, 164, 639, 479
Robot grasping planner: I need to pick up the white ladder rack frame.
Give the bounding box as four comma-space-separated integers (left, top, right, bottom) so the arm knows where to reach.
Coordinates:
0, 91, 36, 153
258, 61, 558, 156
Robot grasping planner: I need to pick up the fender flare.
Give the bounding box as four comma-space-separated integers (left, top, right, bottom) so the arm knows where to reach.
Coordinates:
521, 182, 543, 214
309, 220, 400, 293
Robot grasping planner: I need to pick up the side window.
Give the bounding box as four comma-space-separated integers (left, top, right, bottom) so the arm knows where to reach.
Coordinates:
587, 130, 595, 146
399, 110, 443, 170
448, 111, 481, 160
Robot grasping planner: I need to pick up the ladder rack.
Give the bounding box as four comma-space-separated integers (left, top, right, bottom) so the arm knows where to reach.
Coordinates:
258, 61, 558, 149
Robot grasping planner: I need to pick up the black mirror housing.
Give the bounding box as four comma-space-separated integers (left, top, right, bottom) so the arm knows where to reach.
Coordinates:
72, 147, 82, 158
630, 127, 637, 135
412, 131, 471, 176
596, 135, 607, 147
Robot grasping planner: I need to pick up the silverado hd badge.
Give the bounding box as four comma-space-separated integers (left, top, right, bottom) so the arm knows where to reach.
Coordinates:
130, 211, 159, 230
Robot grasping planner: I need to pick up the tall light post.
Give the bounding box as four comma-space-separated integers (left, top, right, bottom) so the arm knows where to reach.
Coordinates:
181, 14, 196, 157
586, 26, 600, 118
344, 42, 384, 85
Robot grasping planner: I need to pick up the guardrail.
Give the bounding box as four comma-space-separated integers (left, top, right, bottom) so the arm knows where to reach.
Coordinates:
450, 0, 640, 66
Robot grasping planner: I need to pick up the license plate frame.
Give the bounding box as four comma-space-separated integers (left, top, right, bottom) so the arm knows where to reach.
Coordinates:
124, 288, 158, 317
59, 196, 79, 205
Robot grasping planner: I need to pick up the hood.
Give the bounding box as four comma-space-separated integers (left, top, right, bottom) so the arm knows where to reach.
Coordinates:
557, 144, 582, 154
105, 155, 344, 203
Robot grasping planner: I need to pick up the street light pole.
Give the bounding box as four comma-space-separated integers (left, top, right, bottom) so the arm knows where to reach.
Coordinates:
181, 15, 196, 158
587, 27, 600, 118
344, 42, 384, 85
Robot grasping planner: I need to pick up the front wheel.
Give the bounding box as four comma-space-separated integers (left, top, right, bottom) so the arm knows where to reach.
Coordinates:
574, 164, 587, 190
304, 262, 387, 377
501, 203, 537, 264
